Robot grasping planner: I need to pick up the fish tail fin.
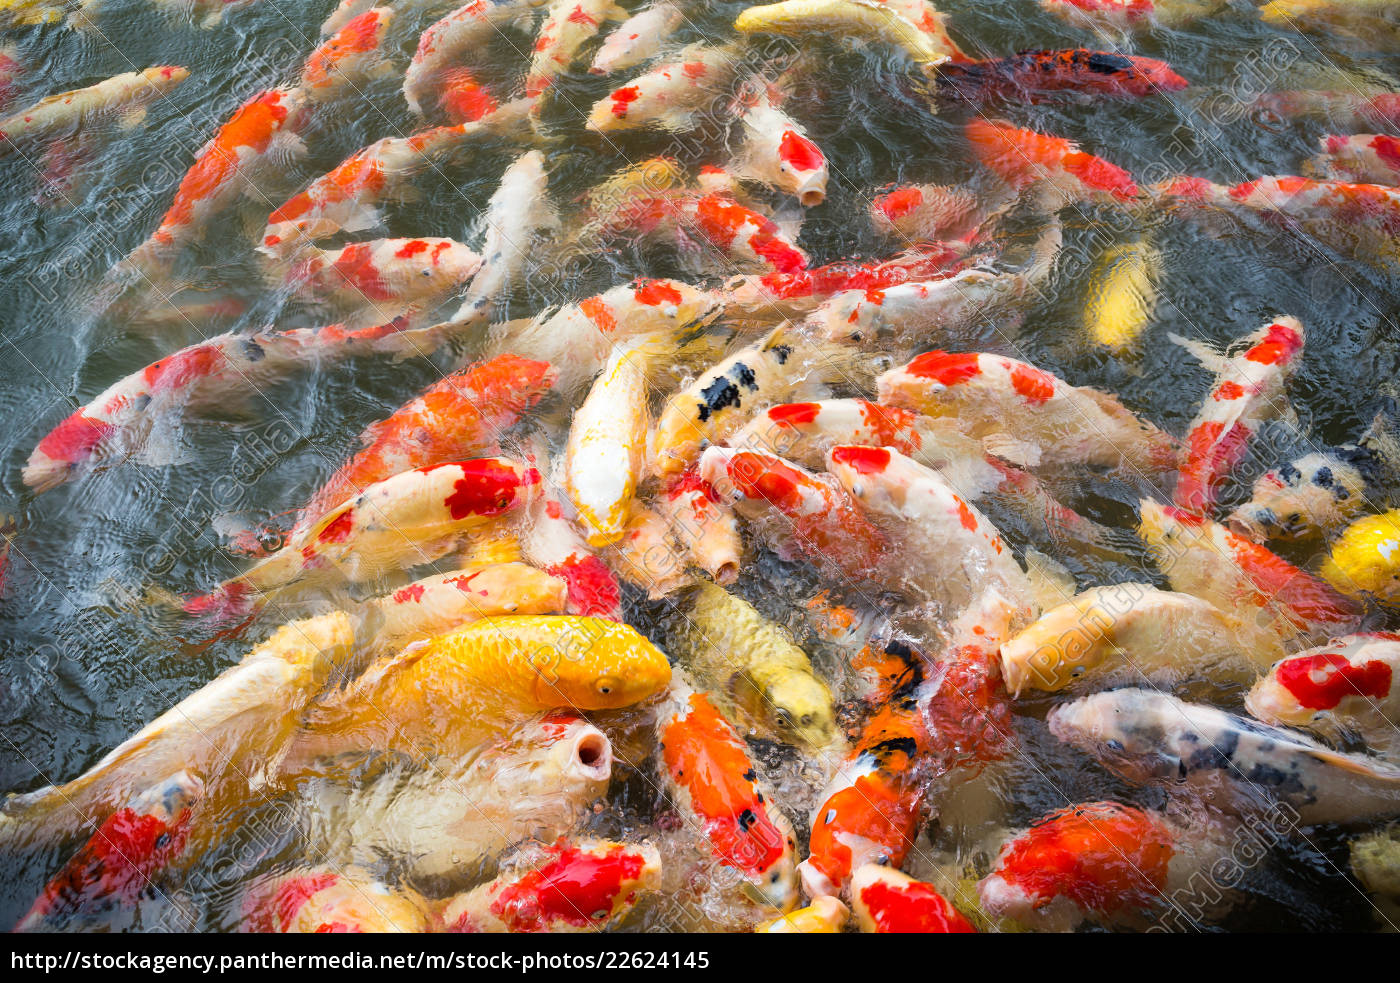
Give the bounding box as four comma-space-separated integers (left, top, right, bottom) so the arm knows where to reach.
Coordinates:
1167, 331, 1227, 373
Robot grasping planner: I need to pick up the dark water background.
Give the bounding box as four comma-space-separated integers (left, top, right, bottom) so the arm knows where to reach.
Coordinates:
0, 0, 1398, 931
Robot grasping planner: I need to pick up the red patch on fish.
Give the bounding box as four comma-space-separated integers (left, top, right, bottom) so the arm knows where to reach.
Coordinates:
1062, 150, 1139, 200
953, 496, 978, 532
1213, 380, 1246, 400
874, 186, 924, 220
859, 879, 976, 934
767, 402, 821, 428
315, 510, 356, 543
1245, 322, 1304, 366
1175, 420, 1250, 513
904, 350, 982, 387
1277, 653, 1392, 710
443, 461, 528, 520
830, 445, 891, 475
549, 555, 621, 620
778, 130, 824, 172
566, 5, 597, 25
579, 295, 618, 333
438, 69, 498, 123
392, 582, 426, 604
1008, 362, 1056, 403
1370, 134, 1400, 171
36, 412, 116, 465
486, 841, 642, 932
632, 279, 683, 307
609, 86, 640, 117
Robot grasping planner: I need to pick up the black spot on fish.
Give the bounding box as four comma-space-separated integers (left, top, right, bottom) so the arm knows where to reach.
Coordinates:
733, 363, 758, 391
769, 344, 792, 365
242, 339, 266, 362
696, 378, 741, 422
871, 736, 918, 760
884, 640, 915, 661
1255, 507, 1278, 530
1278, 463, 1302, 486
1184, 745, 1234, 773
1313, 466, 1333, 488
1087, 52, 1134, 74
737, 808, 757, 832
742, 768, 757, 782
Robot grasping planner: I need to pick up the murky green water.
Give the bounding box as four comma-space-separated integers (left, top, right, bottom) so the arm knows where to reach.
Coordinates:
1, 0, 1399, 931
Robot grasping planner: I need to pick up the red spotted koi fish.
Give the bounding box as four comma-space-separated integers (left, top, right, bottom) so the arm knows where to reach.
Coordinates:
585, 43, 741, 132
966, 117, 1140, 206
283, 237, 483, 322
1313, 133, 1400, 185
0, 66, 188, 156
937, 49, 1186, 104
403, 0, 550, 116
730, 94, 828, 207
241, 869, 433, 932
525, 0, 626, 100
590, 1, 683, 75
850, 864, 976, 933
296, 7, 395, 104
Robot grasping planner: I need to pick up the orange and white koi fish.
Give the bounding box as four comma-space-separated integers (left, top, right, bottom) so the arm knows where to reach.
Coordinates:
701, 445, 888, 580
722, 241, 972, 318
521, 481, 625, 620
296, 7, 395, 104
564, 339, 654, 546
403, 0, 547, 115
186, 458, 541, 621
1159, 174, 1400, 241
296, 353, 556, 530
526, 0, 626, 99
284, 237, 482, 321
14, 772, 203, 932
654, 468, 743, 585
672, 581, 839, 751
966, 117, 1140, 206
1252, 90, 1400, 131
447, 150, 560, 327
291, 710, 611, 883
729, 94, 828, 207
1137, 499, 1364, 644
979, 801, 1174, 931
870, 182, 1013, 243
497, 278, 720, 393
441, 838, 661, 932
1313, 133, 1400, 185
0, 66, 188, 154
589, 0, 682, 75
585, 43, 741, 132
321, 0, 376, 34
800, 589, 1016, 898
850, 864, 975, 933
878, 349, 1177, 475
999, 582, 1286, 697
653, 326, 841, 476
1172, 316, 1305, 514
936, 49, 1187, 104
241, 869, 433, 932
0, 614, 353, 851
363, 561, 569, 655
657, 673, 801, 910
1050, 688, 1400, 825
825, 445, 1035, 616
296, 615, 670, 766
22, 318, 433, 494
125, 87, 306, 272
676, 191, 809, 274
260, 105, 530, 258
756, 896, 849, 932
1228, 441, 1393, 543
733, 0, 958, 66
1247, 633, 1400, 756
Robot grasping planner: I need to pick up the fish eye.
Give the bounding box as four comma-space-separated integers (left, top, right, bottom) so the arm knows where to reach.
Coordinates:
595, 675, 619, 696
774, 708, 794, 728
421, 268, 433, 277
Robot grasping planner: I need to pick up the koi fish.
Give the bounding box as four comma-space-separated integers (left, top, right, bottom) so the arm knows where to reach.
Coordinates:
654, 469, 744, 585
284, 237, 483, 322
22, 318, 434, 494
321, 0, 377, 34
1137, 499, 1364, 643
259, 105, 531, 257
1167, 175, 1400, 244
1171, 316, 1306, 514
440, 838, 661, 932
870, 183, 1013, 244
296, 353, 556, 530
1252, 90, 1400, 131
0, 614, 353, 852
937, 49, 1187, 104
756, 896, 849, 932
1312, 133, 1400, 185
0, 66, 188, 154
878, 349, 1178, 475
1320, 509, 1400, 608
733, 0, 958, 66
187, 458, 541, 621
296, 7, 395, 104
722, 242, 972, 318
291, 710, 611, 884
525, 0, 626, 100
700, 445, 889, 581
1228, 441, 1393, 542
496, 278, 720, 393
14, 772, 202, 932
657, 674, 801, 910
653, 325, 842, 476
294, 615, 670, 763
241, 869, 433, 932
850, 864, 975, 933
585, 43, 741, 132
436, 68, 503, 122
361, 561, 569, 655
966, 117, 1140, 206
1247, 633, 1400, 756
825, 445, 1035, 617
520, 481, 625, 620
125, 87, 306, 272
589, 1, 683, 75
446, 150, 560, 327
608, 499, 696, 599
999, 582, 1286, 696
1083, 234, 1159, 352
800, 588, 1017, 898
729, 94, 828, 207
673, 191, 810, 274
1050, 688, 1400, 825
978, 801, 1174, 931
403, 0, 548, 115
672, 581, 838, 751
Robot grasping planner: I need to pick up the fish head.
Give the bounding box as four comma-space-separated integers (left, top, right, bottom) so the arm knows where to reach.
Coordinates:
1135, 498, 1201, 571
825, 444, 908, 512
1047, 689, 1186, 785
762, 672, 839, 753
533, 617, 673, 710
